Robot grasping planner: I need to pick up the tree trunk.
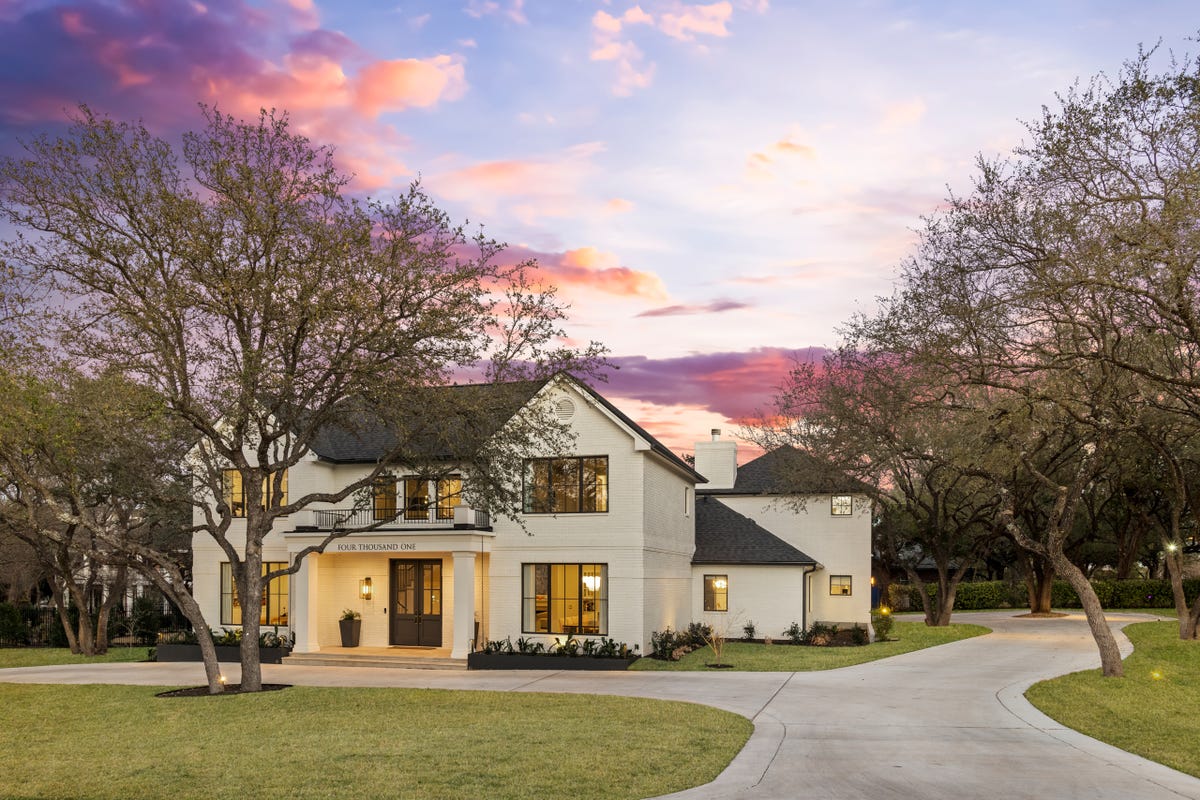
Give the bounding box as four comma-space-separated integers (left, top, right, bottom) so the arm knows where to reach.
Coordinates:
92, 566, 125, 656
1054, 553, 1124, 677
1024, 557, 1055, 614
902, 565, 935, 625
934, 587, 956, 626
238, 548, 264, 692
50, 582, 80, 654
140, 567, 225, 694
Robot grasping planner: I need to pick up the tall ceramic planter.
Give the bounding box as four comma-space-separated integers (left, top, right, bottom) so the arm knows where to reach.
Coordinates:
338, 618, 361, 647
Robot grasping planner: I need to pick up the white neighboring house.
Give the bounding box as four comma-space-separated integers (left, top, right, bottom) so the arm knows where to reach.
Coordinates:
190, 377, 871, 660
692, 432, 872, 638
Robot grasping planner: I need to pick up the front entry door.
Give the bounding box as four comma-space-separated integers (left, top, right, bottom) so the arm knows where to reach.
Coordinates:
390, 559, 442, 647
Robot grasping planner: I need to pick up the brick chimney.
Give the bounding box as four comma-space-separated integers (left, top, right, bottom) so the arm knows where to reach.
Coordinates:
693, 429, 737, 489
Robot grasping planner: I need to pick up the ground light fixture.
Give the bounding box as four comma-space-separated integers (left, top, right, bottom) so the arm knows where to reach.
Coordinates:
360, 577, 373, 601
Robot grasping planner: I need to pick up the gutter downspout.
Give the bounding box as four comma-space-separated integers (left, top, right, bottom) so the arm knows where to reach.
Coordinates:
801, 564, 821, 630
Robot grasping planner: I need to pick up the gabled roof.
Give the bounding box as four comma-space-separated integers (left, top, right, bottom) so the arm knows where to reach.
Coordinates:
699, 445, 866, 496
308, 379, 549, 463
306, 374, 705, 483
692, 495, 817, 566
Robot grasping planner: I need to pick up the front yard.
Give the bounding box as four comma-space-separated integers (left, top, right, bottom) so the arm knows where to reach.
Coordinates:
630, 620, 990, 671
0, 646, 152, 668
0, 684, 751, 800
1026, 620, 1200, 779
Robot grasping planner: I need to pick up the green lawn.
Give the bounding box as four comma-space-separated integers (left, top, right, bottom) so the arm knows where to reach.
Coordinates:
0, 646, 153, 668
1026, 621, 1200, 779
630, 620, 990, 671
0, 684, 751, 800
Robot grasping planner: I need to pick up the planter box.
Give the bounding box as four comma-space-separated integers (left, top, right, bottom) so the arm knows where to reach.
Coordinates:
467, 653, 638, 671
155, 644, 288, 664
339, 618, 361, 648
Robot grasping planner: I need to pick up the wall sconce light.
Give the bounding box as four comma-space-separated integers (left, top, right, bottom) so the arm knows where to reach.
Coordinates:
360, 577, 373, 601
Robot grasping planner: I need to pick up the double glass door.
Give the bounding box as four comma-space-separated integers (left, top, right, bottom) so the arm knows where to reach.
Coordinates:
389, 559, 442, 647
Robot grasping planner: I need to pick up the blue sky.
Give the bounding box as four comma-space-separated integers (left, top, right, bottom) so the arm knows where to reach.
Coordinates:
1, 0, 1195, 455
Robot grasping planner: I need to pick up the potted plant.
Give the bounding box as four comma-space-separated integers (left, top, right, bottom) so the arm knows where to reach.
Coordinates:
339, 609, 361, 647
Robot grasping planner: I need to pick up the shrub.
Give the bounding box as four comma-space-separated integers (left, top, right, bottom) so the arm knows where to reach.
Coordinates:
742, 621, 757, 641
0, 603, 29, 646
871, 608, 894, 641
782, 621, 804, 645
684, 621, 712, 647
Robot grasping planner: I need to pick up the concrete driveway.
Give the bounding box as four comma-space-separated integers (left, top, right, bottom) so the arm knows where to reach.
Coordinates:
1, 611, 1196, 799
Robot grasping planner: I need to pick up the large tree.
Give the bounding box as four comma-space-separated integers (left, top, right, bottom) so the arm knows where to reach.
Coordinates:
0, 107, 605, 691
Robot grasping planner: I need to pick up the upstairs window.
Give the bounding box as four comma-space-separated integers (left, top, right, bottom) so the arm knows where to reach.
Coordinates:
222, 469, 288, 518
404, 478, 430, 520
704, 574, 728, 612
436, 475, 462, 520
373, 478, 398, 521
831, 495, 853, 516
523, 457, 608, 514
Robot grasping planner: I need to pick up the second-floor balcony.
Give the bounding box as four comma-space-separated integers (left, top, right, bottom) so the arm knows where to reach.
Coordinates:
299, 505, 492, 532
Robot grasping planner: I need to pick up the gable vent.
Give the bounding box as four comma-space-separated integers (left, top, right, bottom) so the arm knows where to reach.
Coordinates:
554, 397, 576, 421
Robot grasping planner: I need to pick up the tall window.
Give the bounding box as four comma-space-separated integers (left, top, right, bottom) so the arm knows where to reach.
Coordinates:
373, 478, 398, 520
404, 479, 430, 520
222, 469, 288, 518
830, 575, 852, 596
436, 475, 462, 520
522, 563, 607, 635
704, 574, 728, 612
221, 562, 289, 625
831, 495, 853, 516
523, 457, 608, 513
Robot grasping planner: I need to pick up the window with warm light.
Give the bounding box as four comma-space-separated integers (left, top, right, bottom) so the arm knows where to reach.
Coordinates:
436, 475, 462, 520
831, 495, 853, 516
522, 457, 608, 513
830, 575, 852, 596
222, 469, 288, 517
373, 478, 397, 520
704, 574, 728, 612
521, 563, 607, 634
220, 562, 289, 625
404, 478, 430, 520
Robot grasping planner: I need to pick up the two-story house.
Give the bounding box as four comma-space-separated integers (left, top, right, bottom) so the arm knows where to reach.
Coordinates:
190, 375, 871, 661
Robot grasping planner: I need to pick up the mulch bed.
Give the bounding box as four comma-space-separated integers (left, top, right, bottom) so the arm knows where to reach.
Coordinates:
156, 683, 291, 698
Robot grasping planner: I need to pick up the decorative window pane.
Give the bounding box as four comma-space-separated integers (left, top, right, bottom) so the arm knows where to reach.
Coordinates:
373, 479, 397, 520
704, 574, 728, 612
221, 562, 289, 625
521, 563, 607, 635
830, 575, 852, 596
404, 479, 430, 521
831, 495, 853, 516
522, 457, 609, 514
436, 476, 462, 520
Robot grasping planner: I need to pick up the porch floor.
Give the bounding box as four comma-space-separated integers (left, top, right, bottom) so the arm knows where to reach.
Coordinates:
282, 645, 464, 670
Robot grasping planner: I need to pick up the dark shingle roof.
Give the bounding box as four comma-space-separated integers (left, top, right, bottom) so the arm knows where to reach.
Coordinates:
692, 496, 817, 565
699, 446, 866, 496
307, 375, 705, 483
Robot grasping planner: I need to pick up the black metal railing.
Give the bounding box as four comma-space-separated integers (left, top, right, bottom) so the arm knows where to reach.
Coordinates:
311, 507, 489, 530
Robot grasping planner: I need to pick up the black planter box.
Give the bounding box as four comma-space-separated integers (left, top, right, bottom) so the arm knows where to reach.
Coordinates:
155, 644, 288, 664
339, 618, 361, 647
467, 653, 638, 671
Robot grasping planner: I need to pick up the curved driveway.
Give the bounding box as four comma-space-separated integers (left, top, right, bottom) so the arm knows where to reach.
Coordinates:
1, 611, 1197, 799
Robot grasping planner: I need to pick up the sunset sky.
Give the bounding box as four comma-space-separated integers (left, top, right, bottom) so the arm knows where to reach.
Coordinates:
1, 0, 1196, 459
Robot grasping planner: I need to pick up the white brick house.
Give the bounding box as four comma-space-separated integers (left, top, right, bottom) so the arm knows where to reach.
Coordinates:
191, 377, 871, 659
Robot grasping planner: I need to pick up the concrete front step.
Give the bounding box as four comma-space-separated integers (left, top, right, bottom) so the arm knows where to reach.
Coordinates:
282, 652, 466, 670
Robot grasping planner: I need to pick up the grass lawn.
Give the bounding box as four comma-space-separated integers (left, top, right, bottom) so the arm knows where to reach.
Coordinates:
0, 684, 751, 800
630, 620, 989, 671
1026, 621, 1200, 779
0, 646, 153, 668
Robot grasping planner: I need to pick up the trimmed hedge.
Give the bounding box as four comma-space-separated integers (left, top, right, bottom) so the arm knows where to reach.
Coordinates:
888, 578, 1200, 612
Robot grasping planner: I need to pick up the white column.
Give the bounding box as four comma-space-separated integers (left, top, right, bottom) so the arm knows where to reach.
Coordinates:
451, 551, 477, 659
291, 554, 321, 653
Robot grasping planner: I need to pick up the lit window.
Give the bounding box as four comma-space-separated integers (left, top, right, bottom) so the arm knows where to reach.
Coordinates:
523, 457, 608, 513
404, 478, 430, 521
704, 574, 728, 612
220, 562, 289, 625
373, 478, 397, 521
222, 469, 288, 517
830, 575, 852, 596
831, 495, 853, 516
436, 475, 462, 520
522, 563, 607, 635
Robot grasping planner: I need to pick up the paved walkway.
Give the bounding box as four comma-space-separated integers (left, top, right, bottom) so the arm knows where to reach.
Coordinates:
1, 611, 1197, 799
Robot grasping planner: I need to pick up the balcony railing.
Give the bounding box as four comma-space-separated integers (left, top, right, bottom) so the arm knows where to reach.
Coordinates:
307, 506, 490, 531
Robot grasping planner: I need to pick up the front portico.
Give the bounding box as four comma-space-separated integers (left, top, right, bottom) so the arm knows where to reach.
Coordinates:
285, 530, 492, 660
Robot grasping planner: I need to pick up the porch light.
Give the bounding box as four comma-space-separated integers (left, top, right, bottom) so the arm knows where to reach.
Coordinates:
360, 577, 373, 601
712, 578, 727, 590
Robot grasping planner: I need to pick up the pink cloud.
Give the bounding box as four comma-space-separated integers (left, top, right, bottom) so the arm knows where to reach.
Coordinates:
504, 245, 668, 300
354, 55, 467, 116
637, 298, 750, 317
658, 1, 733, 41
605, 197, 635, 213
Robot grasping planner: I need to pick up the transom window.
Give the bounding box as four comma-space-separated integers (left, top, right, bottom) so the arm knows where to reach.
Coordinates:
220, 562, 289, 625
523, 457, 608, 514
704, 574, 728, 612
222, 469, 288, 518
522, 563, 607, 635
830, 575, 852, 596
831, 495, 853, 516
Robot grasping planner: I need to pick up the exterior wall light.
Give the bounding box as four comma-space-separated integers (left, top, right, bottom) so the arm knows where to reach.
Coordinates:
360, 577, 373, 601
